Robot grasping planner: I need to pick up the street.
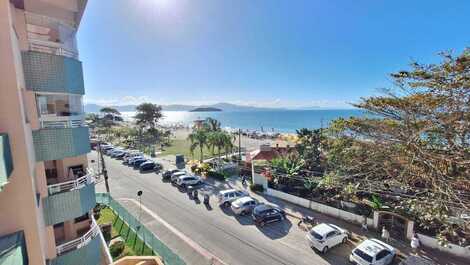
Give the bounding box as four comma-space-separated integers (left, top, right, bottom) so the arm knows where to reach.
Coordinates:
91, 151, 353, 265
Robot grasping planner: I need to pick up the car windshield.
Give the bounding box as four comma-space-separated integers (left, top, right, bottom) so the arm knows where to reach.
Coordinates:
309, 230, 323, 240
354, 249, 373, 263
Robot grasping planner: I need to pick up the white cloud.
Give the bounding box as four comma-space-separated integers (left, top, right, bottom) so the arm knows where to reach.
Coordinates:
84, 96, 155, 106
84, 96, 353, 109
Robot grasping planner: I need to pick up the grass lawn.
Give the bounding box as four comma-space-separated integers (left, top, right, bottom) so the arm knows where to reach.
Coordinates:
97, 207, 154, 260
161, 139, 215, 160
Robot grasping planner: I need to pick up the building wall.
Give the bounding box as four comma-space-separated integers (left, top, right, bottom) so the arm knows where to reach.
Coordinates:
0, 2, 50, 264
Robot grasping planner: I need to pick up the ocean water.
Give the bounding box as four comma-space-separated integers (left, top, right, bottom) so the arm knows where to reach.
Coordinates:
121, 109, 365, 133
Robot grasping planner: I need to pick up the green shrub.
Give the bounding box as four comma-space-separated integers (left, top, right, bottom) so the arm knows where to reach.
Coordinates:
109, 241, 125, 258
250, 184, 264, 192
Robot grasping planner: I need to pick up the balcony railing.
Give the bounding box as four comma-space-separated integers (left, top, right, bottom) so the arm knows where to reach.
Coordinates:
56, 216, 99, 256
39, 115, 85, 129
29, 39, 78, 59
47, 168, 97, 195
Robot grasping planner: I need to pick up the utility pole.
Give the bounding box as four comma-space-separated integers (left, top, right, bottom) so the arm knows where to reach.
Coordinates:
98, 141, 110, 193
238, 128, 242, 177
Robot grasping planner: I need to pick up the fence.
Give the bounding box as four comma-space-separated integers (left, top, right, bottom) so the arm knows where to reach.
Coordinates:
96, 193, 186, 265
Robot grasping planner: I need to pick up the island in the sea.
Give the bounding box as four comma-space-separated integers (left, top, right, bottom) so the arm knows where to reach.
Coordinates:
189, 107, 222, 112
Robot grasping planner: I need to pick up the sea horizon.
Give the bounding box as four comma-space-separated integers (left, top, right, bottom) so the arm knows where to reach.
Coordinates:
118, 109, 365, 133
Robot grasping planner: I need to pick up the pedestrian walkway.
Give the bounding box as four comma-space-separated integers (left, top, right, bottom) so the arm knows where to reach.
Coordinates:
211, 176, 467, 265
118, 198, 226, 265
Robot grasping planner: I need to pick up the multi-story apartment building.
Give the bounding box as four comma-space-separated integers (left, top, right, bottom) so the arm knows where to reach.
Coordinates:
0, 1, 110, 264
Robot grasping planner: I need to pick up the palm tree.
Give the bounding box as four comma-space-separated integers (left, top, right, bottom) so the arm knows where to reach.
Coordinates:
204, 117, 221, 131
188, 129, 208, 162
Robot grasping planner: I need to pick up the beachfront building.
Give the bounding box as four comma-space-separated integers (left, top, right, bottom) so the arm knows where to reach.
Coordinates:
0, 1, 111, 264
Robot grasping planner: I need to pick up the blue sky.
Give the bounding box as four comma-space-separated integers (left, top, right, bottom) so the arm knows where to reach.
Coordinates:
78, 0, 469, 108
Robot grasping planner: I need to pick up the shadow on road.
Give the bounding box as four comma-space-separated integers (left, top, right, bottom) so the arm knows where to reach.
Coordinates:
255, 218, 292, 240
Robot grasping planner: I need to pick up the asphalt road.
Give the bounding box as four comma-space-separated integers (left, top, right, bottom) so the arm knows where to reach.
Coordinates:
91, 151, 355, 265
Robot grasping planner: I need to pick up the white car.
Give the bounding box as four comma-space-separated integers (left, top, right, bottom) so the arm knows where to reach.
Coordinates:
306, 223, 348, 253
127, 155, 145, 165
176, 175, 202, 187
171, 171, 187, 183
123, 152, 143, 163
349, 239, 396, 265
218, 189, 248, 207
231, 196, 257, 215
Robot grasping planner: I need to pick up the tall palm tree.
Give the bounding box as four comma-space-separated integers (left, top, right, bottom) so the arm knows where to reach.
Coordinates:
205, 117, 221, 131
188, 129, 208, 162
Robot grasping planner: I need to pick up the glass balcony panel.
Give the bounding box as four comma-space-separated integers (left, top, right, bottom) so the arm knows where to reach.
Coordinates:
25, 12, 78, 59
36, 94, 83, 117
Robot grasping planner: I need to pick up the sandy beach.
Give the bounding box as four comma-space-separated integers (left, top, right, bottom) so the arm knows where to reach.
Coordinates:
171, 127, 295, 152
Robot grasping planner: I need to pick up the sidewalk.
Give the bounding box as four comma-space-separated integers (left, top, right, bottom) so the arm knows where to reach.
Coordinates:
207, 176, 467, 265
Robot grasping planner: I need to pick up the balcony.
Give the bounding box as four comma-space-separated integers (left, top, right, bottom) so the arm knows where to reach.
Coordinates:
43, 173, 96, 225
39, 115, 85, 129
22, 51, 84, 95
50, 217, 102, 265
0, 133, 13, 190
32, 127, 90, 161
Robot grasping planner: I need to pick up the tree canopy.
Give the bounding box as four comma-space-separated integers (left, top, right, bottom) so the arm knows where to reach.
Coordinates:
325, 49, 470, 244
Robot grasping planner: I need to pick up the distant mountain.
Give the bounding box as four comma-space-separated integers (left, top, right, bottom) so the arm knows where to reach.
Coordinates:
190, 107, 222, 112
84, 102, 282, 113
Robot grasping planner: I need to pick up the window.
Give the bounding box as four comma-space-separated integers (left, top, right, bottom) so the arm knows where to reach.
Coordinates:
74, 213, 89, 223
36, 94, 83, 117
354, 249, 373, 263
376, 250, 390, 260
326, 231, 336, 238
53, 222, 64, 229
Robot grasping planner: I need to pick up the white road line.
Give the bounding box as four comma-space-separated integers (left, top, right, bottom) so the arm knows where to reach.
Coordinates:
118, 198, 229, 265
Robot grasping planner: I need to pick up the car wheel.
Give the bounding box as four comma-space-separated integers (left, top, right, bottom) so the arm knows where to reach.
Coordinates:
241, 210, 248, 216
223, 201, 230, 207
259, 221, 265, 227
322, 246, 328, 254
342, 237, 348, 244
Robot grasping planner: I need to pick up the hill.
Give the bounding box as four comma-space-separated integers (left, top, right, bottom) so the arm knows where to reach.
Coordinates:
189, 107, 222, 112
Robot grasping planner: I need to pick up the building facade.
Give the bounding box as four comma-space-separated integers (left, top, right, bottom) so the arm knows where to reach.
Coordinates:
0, 0, 110, 264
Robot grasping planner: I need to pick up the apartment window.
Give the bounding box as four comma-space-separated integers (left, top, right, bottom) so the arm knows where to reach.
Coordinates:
74, 213, 89, 223
53, 222, 64, 229
36, 94, 83, 117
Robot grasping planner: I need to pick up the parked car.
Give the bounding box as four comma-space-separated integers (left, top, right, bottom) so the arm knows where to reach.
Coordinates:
306, 223, 348, 253
139, 161, 156, 172
123, 152, 143, 164
127, 156, 145, 166
252, 204, 285, 227
113, 151, 127, 159
171, 171, 187, 183
111, 150, 126, 158
218, 189, 248, 207
100, 145, 114, 153
106, 148, 122, 156
154, 163, 163, 172
349, 239, 396, 265
162, 169, 180, 180
176, 175, 202, 188
132, 158, 148, 168
231, 196, 257, 215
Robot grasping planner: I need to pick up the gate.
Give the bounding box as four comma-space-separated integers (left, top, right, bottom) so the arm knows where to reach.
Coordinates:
377, 211, 409, 241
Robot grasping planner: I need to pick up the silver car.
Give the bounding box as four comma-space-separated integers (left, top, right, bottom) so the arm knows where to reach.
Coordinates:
231, 196, 257, 215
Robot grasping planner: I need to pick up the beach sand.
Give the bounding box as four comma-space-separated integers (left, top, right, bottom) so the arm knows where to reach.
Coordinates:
171, 127, 294, 152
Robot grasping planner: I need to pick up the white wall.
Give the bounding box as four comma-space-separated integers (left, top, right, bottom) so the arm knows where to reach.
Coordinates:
417, 234, 470, 260
265, 188, 373, 226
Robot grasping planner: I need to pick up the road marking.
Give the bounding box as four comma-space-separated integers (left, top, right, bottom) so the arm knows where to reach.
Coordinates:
119, 198, 228, 265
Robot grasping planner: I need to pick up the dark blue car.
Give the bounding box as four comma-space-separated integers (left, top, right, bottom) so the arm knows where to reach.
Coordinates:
132, 158, 148, 169
252, 204, 285, 227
